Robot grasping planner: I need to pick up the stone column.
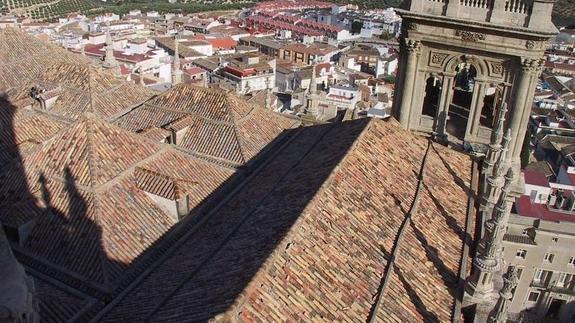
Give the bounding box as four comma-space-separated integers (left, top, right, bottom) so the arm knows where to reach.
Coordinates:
508, 58, 542, 165
470, 81, 488, 137
398, 38, 421, 129
435, 74, 454, 143
465, 81, 486, 140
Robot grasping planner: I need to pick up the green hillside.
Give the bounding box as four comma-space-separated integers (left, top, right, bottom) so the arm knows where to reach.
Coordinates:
0, 0, 251, 21
1, 0, 573, 27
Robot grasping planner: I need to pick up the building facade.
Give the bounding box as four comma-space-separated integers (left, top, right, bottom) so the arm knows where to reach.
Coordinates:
394, 0, 557, 167
503, 215, 575, 321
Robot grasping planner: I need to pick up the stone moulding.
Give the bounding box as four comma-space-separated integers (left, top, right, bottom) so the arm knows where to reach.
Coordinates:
455, 30, 486, 42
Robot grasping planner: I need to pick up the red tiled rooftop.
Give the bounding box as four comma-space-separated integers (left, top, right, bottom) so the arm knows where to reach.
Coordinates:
183, 66, 206, 75
515, 195, 575, 223
98, 118, 474, 322
524, 169, 550, 187
206, 37, 237, 50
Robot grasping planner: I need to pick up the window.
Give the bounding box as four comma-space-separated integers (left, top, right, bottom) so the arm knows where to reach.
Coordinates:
533, 269, 552, 285
544, 253, 555, 263
569, 257, 575, 265
534, 269, 544, 283
516, 249, 527, 259
557, 273, 572, 288
528, 291, 540, 302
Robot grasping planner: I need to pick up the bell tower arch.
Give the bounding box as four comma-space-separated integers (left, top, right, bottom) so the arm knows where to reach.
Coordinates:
393, 0, 557, 166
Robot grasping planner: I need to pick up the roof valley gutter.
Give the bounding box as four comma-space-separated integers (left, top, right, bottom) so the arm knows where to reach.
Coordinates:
366, 140, 432, 323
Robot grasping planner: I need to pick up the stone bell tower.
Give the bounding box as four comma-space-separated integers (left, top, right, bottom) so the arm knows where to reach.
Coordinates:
394, 0, 557, 167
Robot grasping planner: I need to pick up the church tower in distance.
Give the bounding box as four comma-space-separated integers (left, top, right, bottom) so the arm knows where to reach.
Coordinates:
394, 0, 557, 167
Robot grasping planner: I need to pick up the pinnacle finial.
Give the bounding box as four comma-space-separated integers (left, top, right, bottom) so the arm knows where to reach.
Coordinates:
173, 35, 180, 69
493, 128, 512, 178
489, 266, 520, 322
495, 165, 515, 209
504, 166, 515, 183
502, 128, 512, 150
104, 30, 117, 68
105, 30, 112, 46
491, 103, 508, 145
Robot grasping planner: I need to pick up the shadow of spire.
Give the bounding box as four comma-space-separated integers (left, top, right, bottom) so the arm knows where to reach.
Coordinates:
0, 93, 123, 320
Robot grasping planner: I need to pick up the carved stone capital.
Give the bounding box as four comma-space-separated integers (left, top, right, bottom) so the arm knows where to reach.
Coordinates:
526, 40, 535, 49
402, 38, 421, 53
455, 30, 485, 42
406, 22, 418, 31
520, 57, 545, 72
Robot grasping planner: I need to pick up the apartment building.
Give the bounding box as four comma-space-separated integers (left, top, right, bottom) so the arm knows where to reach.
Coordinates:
503, 167, 575, 321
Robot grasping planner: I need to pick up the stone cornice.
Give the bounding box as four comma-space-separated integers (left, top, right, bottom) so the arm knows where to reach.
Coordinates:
397, 10, 558, 38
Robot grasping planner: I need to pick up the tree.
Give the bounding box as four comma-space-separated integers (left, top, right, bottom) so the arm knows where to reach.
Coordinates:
382, 75, 396, 84
351, 21, 363, 34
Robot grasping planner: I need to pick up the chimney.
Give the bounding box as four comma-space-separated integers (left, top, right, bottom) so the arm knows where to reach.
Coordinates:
30, 85, 61, 110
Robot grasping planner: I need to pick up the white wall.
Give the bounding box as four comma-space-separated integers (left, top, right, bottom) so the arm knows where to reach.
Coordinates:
189, 44, 213, 56
524, 183, 552, 204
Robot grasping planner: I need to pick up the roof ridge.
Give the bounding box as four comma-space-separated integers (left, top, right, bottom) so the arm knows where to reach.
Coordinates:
83, 115, 99, 188
90, 194, 111, 287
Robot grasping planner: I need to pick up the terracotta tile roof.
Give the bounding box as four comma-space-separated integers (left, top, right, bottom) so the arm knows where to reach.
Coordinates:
23, 116, 160, 188
114, 84, 300, 165
138, 149, 235, 210
179, 118, 244, 163
36, 63, 156, 121
0, 27, 90, 91
137, 126, 172, 142
34, 276, 92, 323
0, 116, 236, 288
0, 99, 67, 165
96, 118, 474, 322
503, 233, 537, 245
134, 167, 196, 200
0, 28, 156, 122
206, 37, 237, 50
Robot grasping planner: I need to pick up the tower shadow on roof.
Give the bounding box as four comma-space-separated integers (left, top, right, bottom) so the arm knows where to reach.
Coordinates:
92, 118, 373, 322
0, 94, 127, 321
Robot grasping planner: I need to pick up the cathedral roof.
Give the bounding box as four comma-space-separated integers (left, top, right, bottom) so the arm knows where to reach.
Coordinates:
114, 84, 300, 165
0, 27, 90, 91
0, 28, 155, 119
0, 116, 236, 287
96, 118, 475, 322
0, 99, 67, 166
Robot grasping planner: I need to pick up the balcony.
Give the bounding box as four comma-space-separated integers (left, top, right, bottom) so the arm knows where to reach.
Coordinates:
549, 285, 575, 296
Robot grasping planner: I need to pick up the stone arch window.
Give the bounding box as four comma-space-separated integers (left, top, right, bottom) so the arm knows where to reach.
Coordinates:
423, 75, 442, 117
